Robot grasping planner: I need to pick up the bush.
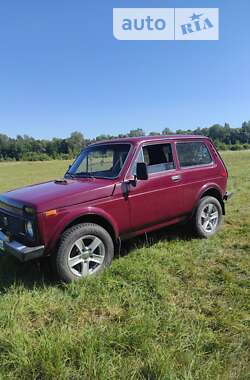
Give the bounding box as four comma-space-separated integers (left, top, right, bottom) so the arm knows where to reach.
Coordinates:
216, 143, 228, 151
60, 154, 72, 160
230, 144, 244, 151
21, 152, 52, 161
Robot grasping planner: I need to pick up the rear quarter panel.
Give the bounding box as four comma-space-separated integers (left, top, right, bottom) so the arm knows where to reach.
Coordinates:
175, 140, 227, 214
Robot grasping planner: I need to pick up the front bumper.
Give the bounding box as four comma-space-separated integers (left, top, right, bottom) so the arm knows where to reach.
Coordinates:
0, 229, 44, 262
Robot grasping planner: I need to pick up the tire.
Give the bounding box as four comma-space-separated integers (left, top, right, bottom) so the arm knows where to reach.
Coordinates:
193, 196, 223, 238
53, 223, 114, 283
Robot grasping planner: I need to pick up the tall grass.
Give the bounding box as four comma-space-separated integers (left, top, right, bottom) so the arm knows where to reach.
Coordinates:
0, 151, 249, 379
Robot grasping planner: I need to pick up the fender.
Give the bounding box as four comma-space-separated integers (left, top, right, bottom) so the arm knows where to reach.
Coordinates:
196, 182, 223, 203
40, 206, 120, 254
192, 182, 225, 216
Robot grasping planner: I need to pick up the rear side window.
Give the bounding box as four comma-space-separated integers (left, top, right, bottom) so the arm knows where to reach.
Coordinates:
176, 142, 212, 168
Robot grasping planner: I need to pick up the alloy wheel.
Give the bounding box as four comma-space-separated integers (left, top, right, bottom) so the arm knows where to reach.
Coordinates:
200, 203, 219, 233
68, 235, 105, 277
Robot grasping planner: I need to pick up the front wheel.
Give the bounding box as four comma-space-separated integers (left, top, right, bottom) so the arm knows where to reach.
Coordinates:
53, 223, 114, 282
193, 196, 223, 238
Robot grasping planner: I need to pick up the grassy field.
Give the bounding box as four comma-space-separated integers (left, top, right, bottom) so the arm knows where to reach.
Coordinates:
0, 151, 249, 380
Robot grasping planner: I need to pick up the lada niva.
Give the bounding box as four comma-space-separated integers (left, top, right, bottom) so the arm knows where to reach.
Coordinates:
0, 135, 232, 282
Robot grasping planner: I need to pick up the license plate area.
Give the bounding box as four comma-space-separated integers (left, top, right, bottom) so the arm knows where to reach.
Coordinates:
0, 230, 9, 251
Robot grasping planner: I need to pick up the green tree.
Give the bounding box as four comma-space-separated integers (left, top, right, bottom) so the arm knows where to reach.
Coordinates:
162, 128, 173, 135
128, 129, 145, 137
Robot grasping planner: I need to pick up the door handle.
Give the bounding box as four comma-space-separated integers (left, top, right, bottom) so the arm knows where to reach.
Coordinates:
171, 174, 182, 182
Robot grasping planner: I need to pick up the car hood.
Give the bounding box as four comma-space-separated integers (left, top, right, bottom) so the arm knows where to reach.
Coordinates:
0, 178, 116, 213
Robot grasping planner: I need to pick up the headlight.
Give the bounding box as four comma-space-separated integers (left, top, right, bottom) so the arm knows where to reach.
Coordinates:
24, 206, 35, 215
25, 221, 34, 239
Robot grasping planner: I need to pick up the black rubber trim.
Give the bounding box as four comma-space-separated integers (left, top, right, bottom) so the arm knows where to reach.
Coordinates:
223, 192, 233, 201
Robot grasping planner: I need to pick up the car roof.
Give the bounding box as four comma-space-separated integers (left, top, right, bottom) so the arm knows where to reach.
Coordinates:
91, 135, 210, 146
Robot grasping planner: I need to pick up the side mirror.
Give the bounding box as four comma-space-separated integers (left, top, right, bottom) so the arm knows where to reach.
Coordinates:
136, 162, 148, 180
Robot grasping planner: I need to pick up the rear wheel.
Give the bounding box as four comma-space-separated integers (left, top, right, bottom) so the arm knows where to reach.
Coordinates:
193, 196, 223, 238
53, 223, 114, 282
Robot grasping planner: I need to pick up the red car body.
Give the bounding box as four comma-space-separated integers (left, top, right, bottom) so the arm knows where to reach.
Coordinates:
0, 135, 229, 262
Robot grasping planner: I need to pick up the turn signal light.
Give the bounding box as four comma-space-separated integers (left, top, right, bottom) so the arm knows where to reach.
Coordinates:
44, 209, 58, 217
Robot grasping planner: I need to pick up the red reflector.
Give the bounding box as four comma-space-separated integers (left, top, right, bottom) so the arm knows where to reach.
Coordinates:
221, 168, 228, 177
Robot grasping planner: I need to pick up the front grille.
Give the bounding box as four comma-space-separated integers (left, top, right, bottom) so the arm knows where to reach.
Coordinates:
0, 195, 39, 246
0, 201, 23, 216
0, 210, 24, 237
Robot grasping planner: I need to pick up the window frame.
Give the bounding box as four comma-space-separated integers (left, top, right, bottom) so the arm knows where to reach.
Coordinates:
175, 141, 214, 169
129, 141, 177, 178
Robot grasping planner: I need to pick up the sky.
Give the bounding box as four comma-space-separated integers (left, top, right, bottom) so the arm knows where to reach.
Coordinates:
0, 0, 249, 140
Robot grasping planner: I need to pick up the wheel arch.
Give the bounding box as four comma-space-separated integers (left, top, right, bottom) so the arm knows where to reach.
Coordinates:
62, 213, 118, 244
199, 187, 225, 215
45, 209, 120, 256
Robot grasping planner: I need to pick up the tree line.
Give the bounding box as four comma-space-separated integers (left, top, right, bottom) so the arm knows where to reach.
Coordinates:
0, 121, 250, 161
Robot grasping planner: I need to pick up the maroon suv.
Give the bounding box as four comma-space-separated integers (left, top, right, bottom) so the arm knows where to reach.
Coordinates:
0, 135, 232, 282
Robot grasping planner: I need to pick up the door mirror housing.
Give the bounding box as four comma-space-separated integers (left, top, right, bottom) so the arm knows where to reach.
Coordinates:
136, 162, 148, 180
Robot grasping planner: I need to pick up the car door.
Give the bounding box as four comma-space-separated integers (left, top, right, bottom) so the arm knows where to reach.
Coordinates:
126, 142, 184, 233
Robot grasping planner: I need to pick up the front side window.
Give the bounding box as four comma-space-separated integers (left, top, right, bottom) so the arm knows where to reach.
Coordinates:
176, 142, 212, 168
67, 144, 131, 179
132, 143, 175, 175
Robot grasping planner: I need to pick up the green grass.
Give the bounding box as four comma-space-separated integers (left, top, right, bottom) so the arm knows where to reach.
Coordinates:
0, 151, 249, 380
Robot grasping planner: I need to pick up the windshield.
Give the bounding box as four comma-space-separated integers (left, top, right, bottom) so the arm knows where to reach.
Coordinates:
66, 143, 131, 179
